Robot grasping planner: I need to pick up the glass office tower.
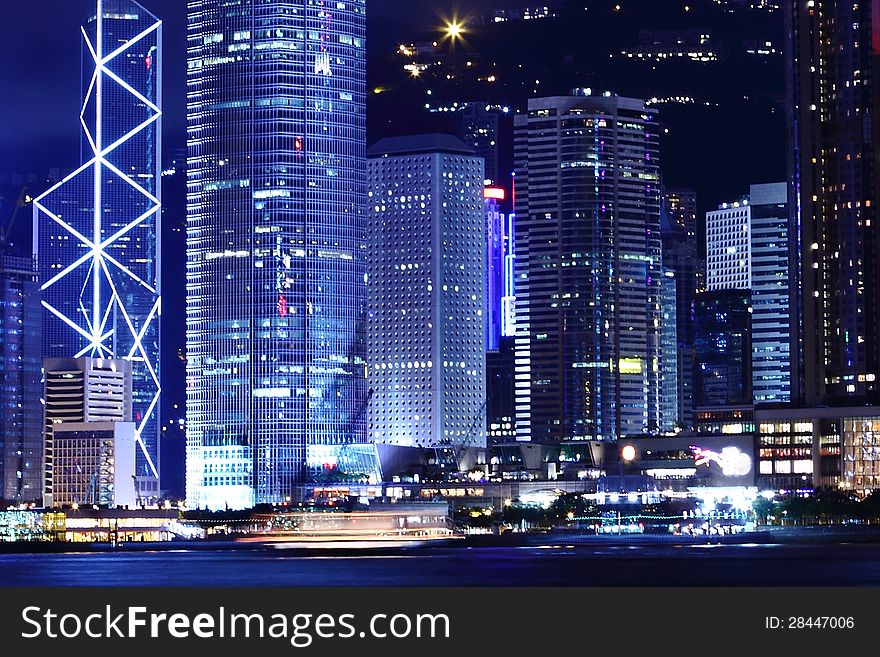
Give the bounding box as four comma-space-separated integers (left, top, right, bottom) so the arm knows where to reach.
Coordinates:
662, 189, 701, 429
33, 0, 162, 491
694, 290, 752, 409
660, 269, 679, 432
0, 250, 42, 503
787, 0, 880, 405
186, 0, 367, 509
513, 93, 663, 442
748, 183, 790, 405
705, 184, 791, 405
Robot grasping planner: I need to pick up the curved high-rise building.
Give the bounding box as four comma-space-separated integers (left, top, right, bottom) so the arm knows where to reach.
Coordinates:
186, 0, 367, 509
33, 0, 162, 496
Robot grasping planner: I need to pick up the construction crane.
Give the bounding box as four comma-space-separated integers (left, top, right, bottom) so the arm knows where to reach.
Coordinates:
448, 400, 487, 472
1, 186, 32, 247
350, 387, 374, 436
132, 474, 145, 509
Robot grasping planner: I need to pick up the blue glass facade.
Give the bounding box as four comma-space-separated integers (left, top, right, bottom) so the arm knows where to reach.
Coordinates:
513, 95, 663, 442
186, 0, 367, 509
0, 251, 42, 503
694, 290, 752, 409
33, 0, 162, 486
502, 211, 516, 338
660, 269, 678, 431
749, 183, 791, 405
485, 191, 505, 352
662, 189, 700, 429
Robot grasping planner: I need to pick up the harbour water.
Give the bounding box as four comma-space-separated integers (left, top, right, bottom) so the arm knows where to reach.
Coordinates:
3, 529, 880, 587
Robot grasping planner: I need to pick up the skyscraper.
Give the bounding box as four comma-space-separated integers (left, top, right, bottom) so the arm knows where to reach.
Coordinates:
186, 1, 367, 509
484, 186, 506, 352
706, 198, 751, 291
0, 250, 41, 504
662, 188, 701, 429
660, 269, 679, 432
501, 208, 516, 339
749, 183, 790, 405
513, 93, 663, 443
366, 134, 486, 449
33, 0, 162, 494
787, 0, 880, 405
706, 184, 791, 405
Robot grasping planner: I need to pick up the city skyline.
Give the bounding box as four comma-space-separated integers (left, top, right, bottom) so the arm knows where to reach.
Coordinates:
6, 7, 880, 627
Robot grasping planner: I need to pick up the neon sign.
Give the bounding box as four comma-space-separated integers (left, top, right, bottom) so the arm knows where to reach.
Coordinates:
691, 446, 752, 477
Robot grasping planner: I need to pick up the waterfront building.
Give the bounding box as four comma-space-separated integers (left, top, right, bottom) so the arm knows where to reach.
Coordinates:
33, 0, 162, 493
0, 250, 41, 503
0, 508, 198, 543
366, 134, 486, 449
42, 357, 134, 507
185, 0, 368, 509
694, 406, 755, 436
513, 93, 663, 442
756, 407, 880, 496
51, 422, 137, 508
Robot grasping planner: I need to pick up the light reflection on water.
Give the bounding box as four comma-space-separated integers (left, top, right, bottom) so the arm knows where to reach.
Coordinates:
1, 541, 879, 587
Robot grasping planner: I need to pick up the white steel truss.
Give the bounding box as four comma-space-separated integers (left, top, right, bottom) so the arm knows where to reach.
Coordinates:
33, 0, 161, 478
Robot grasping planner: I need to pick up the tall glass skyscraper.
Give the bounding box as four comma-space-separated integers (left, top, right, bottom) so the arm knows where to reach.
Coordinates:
662, 189, 701, 429
0, 250, 41, 504
749, 183, 790, 405
705, 183, 791, 405
484, 187, 505, 352
787, 0, 880, 405
660, 269, 678, 432
513, 94, 663, 442
33, 0, 162, 492
186, 0, 367, 509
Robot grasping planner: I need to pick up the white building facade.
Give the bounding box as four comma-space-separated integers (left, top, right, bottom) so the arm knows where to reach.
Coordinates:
705, 183, 790, 404
367, 134, 487, 449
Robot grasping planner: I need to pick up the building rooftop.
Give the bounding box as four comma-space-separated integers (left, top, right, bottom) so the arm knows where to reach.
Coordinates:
367, 133, 475, 158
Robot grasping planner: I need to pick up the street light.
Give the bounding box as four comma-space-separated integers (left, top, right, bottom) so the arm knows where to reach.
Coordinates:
619, 445, 636, 494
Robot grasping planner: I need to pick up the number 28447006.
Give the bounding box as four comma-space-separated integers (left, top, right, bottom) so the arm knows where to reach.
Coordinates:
765, 617, 854, 630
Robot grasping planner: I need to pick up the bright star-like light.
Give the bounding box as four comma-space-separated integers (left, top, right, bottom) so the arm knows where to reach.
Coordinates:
445, 21, 463, 39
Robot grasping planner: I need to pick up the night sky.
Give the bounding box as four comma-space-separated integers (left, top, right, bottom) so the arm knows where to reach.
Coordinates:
0, 0, 519, 173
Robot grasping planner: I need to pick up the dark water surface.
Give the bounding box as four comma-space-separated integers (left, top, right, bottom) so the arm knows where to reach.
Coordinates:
3, 536, 880, 586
